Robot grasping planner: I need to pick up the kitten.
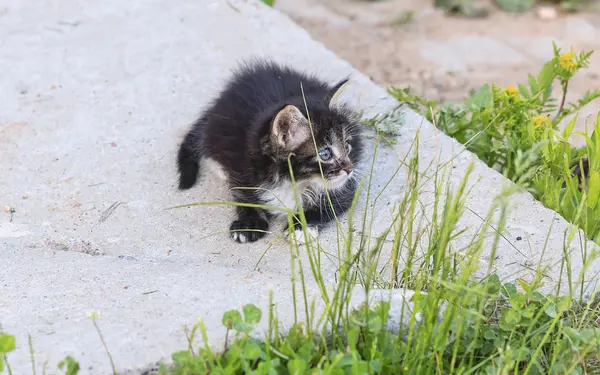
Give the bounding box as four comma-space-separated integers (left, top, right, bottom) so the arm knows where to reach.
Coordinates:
177, 59, 363, 243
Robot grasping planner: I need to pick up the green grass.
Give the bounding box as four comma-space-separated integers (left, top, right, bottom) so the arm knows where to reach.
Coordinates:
260, 0, 276, 7
391, 44, 600, 244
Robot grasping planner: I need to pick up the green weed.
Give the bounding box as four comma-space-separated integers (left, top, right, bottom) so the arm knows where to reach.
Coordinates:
260, 0, 275, 7
391, 44, 600, 243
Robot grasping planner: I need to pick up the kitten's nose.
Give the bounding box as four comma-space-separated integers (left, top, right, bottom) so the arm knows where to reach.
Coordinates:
340, 157, 353, 174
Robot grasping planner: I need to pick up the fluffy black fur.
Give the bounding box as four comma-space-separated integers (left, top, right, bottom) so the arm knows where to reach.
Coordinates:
177, 59, 363, 243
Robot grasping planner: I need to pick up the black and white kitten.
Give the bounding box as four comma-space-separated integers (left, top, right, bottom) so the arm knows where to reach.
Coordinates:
177, 59, 363, 243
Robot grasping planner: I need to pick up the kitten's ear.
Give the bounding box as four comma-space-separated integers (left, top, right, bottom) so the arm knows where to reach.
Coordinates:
327, 77, 350, 108
272, 105, 310, 150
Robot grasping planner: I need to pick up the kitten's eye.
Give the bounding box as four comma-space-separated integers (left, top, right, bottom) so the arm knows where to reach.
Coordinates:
318, 147, 333, 161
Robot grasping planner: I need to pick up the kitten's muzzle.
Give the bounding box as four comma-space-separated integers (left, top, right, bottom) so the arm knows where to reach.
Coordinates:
327, 157, 354, 179
338, 157, 353, 174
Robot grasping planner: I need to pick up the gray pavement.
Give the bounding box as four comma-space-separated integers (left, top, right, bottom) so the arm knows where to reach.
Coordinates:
1, 0, 598, 373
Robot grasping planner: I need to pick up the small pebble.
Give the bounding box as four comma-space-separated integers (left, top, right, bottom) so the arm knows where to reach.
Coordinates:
516, 236, 522, 241
537, 6, 557, 20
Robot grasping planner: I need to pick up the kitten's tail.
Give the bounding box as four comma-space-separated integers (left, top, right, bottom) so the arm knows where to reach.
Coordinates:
177, 131, 201, 190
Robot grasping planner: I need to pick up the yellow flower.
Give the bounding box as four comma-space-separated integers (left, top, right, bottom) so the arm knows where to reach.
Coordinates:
505, 85, 519, 97
532, 115, 550, 128
559, 51, 576, 72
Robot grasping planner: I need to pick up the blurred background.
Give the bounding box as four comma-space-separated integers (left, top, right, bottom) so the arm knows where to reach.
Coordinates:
274, 0, 600, 123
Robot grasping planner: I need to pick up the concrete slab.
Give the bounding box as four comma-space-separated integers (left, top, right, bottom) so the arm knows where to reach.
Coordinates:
420, 36, 529, 72
505, 36, 562, 62
565, 17, 597, 43
1, 0, 598, 374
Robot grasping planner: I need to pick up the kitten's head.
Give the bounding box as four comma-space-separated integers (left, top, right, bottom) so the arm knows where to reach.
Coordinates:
267, 79, 363, 191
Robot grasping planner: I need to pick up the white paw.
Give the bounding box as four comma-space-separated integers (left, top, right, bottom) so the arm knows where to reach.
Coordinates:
288, 226, 319, 245
231, 232, 248, 243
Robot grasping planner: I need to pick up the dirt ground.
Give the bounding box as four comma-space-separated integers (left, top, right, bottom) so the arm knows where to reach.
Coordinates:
276, 0, 600, 141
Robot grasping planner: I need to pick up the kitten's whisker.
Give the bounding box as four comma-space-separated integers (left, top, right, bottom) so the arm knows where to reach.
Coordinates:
198, 230, 240, 241
204, 112, 233, 120
230, 186, 270, 192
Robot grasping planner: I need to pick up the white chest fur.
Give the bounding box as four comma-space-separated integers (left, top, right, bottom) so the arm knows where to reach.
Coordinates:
259, 179, 320, 216
203, 157, 322, 216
